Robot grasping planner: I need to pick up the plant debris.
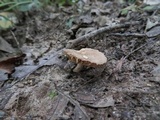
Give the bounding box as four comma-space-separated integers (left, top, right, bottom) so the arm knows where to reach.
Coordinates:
0, 0, 160, 119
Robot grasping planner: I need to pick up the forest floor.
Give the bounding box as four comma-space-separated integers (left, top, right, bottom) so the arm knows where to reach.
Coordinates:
0, 0, 160, 120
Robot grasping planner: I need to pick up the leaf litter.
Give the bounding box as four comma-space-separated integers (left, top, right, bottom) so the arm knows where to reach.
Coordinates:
0, 0, 160, 120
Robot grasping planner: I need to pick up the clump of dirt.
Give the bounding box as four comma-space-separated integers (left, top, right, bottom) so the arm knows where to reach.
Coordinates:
0, 0, 160, 120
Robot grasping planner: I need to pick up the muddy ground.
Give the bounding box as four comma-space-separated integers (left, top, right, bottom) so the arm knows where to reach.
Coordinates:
0, 0, 160, 120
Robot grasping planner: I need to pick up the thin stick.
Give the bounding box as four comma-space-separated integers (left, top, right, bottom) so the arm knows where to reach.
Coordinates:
109, 33, 146, 38
10, 30, 20, 48
54, 82, 90, 120
66, 21, 140, 48
114, 43, 147, 73
124, 43, 147, 59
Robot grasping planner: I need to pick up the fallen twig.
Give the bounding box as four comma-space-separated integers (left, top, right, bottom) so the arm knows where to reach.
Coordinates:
54, 82, 90, 120
50, 93, 69, 120
107, 43, 146, 80
124, 43, 147, 59
114, 43, 147, 73
71, 78, 97, 93
10, 30, 20, 48
109, 33, 146, 38
66, 21, 140, 48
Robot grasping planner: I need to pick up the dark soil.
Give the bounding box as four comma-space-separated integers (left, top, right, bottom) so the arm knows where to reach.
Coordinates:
0, 0, 160, 120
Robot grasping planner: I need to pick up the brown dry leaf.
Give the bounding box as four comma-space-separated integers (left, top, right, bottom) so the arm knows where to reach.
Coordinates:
83, 95, 115, 108
72, 91, 96, 104
0, 54, 26, 81
0, 61, 15, 74
0, 54, 26, 73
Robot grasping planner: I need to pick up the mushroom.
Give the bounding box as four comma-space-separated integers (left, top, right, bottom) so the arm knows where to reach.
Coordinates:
63, 48, 107, 72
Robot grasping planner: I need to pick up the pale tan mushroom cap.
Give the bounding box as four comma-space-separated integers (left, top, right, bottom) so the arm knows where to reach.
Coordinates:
63, 48, 107, 67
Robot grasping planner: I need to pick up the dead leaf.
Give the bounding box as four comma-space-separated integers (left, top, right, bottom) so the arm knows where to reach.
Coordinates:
0, 70, 8, 81
72, 91, 95, 104
79, 15, 93, 24
0, 54, 25, 81
0, 61, 15, 74
143, 0, 160, 5
51, 91, 90, 120
4, 92, 19, 110
11, 49, 64, 79
92, 95, 115, 108
95, 16, 119, 27
145, 16, 160, 31
146, 26, 160, 37
73, 106, 88, 120
91, 8, 101, 16
99, 9, 110, 15
51, 94, 69, 119
0, 36, 16, 53
0, 54, 25, 73
84, 95, 115, 108
12, 65, 37, 79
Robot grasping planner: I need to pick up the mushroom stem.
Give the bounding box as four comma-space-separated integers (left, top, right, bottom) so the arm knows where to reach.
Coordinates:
73, 63, 83, 72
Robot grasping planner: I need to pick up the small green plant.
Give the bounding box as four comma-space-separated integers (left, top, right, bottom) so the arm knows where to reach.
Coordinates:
48, 90, 57, 99
0, 0, 42, 11
0, 12, 17, 29
0, 0, 78, 29
120, 4, 138, 15
128, 0, 136, 4
55, 0, 78, 6
0, 0, 78, 12
66, 17, 74, 28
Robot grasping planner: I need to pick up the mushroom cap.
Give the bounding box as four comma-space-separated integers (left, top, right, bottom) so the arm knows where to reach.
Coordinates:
63, 48, 107, 67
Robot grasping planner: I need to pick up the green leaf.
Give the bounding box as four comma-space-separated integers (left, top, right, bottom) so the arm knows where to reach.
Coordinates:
66, 17, 74, 28
143, 5, 156, 11
48, 90, 57, 99
17, 0, 42, 12
142, 3, 160, 13
0, 2, 16, 8
120, 4, 137, 15
57, 0, 66, 6
121, 8, 129, 15
0, 0, 43, 11
0, 12, 16, 29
